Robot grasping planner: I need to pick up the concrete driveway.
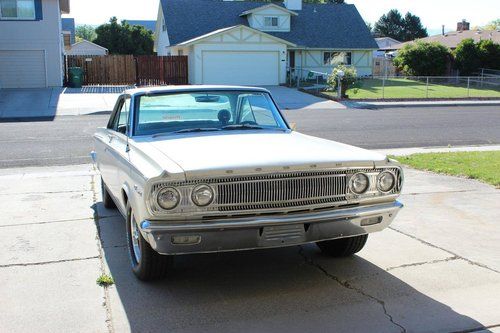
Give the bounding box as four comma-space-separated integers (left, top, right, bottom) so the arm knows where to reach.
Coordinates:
264, 86, 345, 110
0, 163, 499, 332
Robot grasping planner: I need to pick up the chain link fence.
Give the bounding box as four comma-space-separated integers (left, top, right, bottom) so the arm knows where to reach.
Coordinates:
286, 68, 500, 99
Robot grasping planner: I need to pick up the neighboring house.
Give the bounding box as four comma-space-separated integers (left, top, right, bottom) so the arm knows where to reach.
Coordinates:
154, 0, 377, 85
61, 17, 75, 50
392, 21, 500, 51
125, 19, 157, 33
65, 39, 108, 56
0, 0, 70, 88
374, 37, 401, 56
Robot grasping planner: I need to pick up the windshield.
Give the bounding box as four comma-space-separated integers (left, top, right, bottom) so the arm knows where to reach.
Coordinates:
133, 91, 288, 136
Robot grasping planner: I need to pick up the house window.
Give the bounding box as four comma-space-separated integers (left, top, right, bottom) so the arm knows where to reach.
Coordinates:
323, 51, 352, 66
0, 0, 35, 20
178, 49, 183, 56
162, 18, 166, 31
264, 16, 279, 27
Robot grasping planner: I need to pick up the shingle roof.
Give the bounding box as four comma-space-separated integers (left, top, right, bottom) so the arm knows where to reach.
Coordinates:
62, 18, 75, 44
125, 20, 157, 33
393, 30, 500, 50
160, 0, 378, 49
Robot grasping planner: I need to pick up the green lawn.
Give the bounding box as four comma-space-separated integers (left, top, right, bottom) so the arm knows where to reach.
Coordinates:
395, 151, 500, 188
325, 78, 500, 99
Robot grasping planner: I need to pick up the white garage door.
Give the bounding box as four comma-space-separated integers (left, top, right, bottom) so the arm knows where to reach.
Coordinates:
0, 50, 46, 88
202, 51, 279, 86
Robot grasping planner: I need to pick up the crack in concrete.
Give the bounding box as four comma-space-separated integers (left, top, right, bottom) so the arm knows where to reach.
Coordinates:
386, 256, 460, 271
0, 256, 99, 268
298, 246, 407, 333
0, 217, 94, 228
90, 173, 115, 333
389, 227, 500, 274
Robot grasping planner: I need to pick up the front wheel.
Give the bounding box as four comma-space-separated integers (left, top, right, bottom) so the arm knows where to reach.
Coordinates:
126, 205, 172, 281
316, 234, 368, 257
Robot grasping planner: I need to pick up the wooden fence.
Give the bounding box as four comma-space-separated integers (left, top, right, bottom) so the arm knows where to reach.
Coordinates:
65, 55, 188, 86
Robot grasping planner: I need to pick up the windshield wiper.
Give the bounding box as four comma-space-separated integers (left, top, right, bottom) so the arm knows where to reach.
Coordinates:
221, 124, 264, 130
172, 128, 221, 134
153, 128, 220, 137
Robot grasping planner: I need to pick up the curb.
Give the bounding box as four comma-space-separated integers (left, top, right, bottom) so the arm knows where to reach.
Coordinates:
374, 145, 500, 157
356, 101, 500, 109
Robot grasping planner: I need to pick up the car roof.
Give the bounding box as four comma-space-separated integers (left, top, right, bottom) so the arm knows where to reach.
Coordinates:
124, 85, 271, 95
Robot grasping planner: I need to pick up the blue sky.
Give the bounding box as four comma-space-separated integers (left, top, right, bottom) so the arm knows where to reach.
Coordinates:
64, 0, 499, 35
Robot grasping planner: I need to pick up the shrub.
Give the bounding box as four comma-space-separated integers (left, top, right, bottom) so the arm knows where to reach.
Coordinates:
454, 39, 481, 75
393, 41, 450, 76
327, 65, 357, 97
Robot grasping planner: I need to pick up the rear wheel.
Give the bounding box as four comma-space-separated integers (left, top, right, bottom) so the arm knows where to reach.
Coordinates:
316, 234, 368, 257
126, 205, 172, 281
101, 177, 116, 209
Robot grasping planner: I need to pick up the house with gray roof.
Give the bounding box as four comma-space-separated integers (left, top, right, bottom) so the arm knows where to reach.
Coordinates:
154, 0, 377, 85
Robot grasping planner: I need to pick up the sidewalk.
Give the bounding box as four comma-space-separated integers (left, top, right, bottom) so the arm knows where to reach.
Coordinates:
376, 144, 500, 157
343, 99, 500, 109
0, 162, 499, 332
0, 87, 122, 119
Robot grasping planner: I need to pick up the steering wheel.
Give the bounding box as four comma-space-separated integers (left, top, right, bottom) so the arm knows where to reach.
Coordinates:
241, 120, 258, 125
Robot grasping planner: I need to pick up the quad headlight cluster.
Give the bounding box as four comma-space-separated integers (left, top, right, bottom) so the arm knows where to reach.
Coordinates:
156, 184, 214, 210
349, 170, 398, 195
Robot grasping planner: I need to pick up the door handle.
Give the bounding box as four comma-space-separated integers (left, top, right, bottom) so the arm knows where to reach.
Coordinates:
108, 134, 114, 143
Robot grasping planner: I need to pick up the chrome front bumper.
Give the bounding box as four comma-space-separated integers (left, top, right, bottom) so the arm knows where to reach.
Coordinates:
141, 201, 403, 255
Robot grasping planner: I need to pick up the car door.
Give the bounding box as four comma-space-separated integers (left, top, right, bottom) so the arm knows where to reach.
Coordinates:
105, 96, 131, 200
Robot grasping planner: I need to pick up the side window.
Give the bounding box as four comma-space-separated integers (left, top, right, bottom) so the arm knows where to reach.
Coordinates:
108, 97, 130, 134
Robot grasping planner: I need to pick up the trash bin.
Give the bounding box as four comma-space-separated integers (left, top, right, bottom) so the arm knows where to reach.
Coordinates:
68, 67, 83, 88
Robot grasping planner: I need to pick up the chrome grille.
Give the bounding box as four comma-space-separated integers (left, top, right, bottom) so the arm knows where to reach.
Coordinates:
216, 172, 347, 211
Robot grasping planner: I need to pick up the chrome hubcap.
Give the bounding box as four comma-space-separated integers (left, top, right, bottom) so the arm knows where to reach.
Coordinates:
130, 212, 141, 263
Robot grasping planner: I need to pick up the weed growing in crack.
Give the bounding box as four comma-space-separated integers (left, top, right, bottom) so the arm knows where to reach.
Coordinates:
96, 273, 114, 287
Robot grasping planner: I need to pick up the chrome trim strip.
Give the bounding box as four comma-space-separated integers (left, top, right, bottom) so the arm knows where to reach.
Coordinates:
142, 201, 403, 232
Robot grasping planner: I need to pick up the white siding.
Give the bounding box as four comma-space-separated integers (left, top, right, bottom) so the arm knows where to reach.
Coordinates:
293, 50, 373, 77
155, 5, 171, 56
189, 27, 288, 85
0, 0, 63, 87
247, 7, 292, 32
0, 50, 46, 88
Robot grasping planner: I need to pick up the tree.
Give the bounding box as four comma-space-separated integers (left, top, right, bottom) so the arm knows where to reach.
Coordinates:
483, 19, 500, 30
454, 39, 481, 75
75, 24, 96, 42
403, 12, 427, 41
393, 41, 450, 76
93, 17, 154, 55
374, 9, 428, 42
373, 9, 405, 40
365, 21, 373, 33
477, 40, 500, 70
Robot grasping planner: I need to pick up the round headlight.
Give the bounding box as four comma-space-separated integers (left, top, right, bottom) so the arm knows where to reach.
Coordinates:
349, 173, 370, 194
192, 184, 214, 207
157, 187, 180, 210
377, 171, 396, 193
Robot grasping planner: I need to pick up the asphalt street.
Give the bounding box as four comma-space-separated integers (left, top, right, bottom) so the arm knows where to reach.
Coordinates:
0, 105, 499, 168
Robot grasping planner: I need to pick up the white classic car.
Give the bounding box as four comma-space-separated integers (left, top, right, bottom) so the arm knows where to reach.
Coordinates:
92, 86, 403, 281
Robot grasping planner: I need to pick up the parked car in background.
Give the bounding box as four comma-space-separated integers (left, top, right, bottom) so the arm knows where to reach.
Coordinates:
92, 86, 404, 281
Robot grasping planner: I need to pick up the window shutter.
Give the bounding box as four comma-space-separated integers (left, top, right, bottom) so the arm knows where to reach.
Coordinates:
34, 0, 42, 20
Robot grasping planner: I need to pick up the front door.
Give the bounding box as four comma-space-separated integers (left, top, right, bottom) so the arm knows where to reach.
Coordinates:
288, 50, 295, 69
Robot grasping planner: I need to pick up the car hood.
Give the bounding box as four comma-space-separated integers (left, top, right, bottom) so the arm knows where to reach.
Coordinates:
140, 131, 387, 179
